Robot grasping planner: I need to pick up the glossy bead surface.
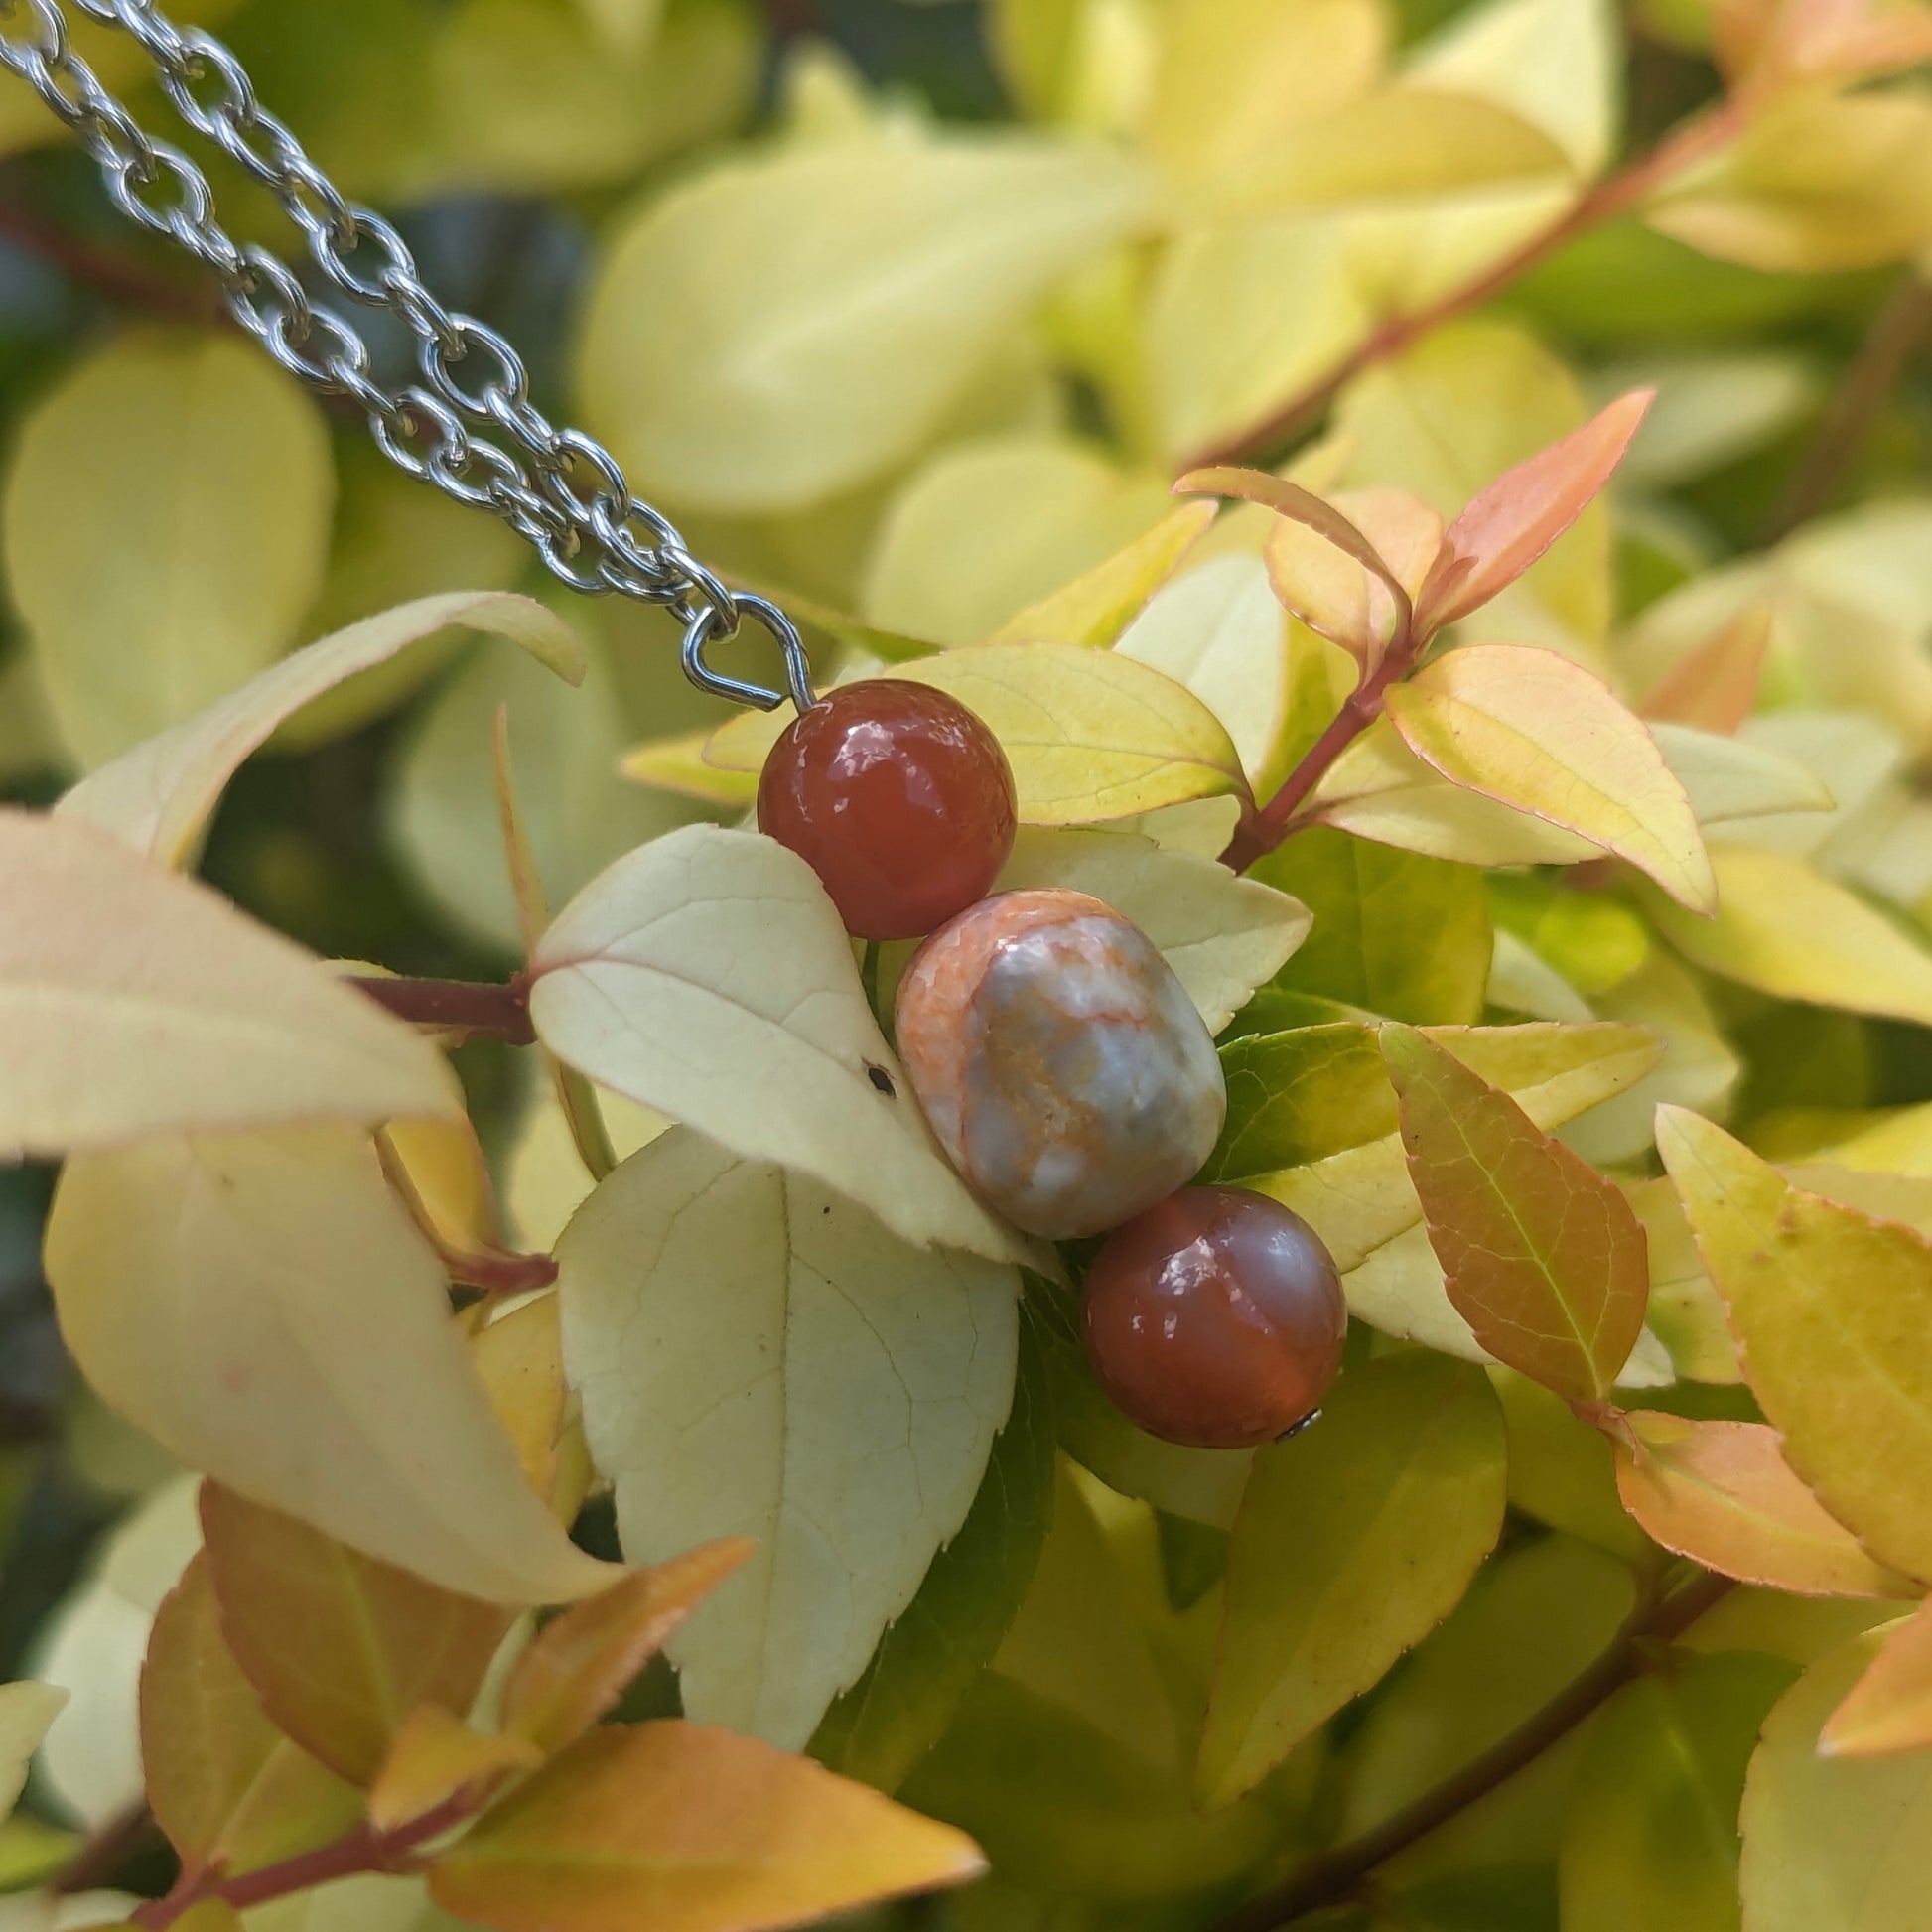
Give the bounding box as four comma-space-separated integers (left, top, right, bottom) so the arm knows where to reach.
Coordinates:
758, 680, 1017, 941
896, 889, 1226, 1240
1083, 1186, 1346, 1449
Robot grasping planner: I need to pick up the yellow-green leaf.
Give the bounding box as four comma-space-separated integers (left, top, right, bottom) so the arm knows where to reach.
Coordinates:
1647, 89, 1932, 274
1560, 1652, 1801, 1932
1822, 1600, 1932, 1758
139, 1555, 361, 1877
555, 1129, 1020, 1748
1651, 720, 1836, 829
1383, 1022, 1651, 1405
1740, 1627, 1932, 1932
1614, 1414, 1913, 1598
428, 1721, 985, 1929
1659, 1107, 1932, 1584
1646, 842, 1932, 1028
580, 137, 1147, 512
1387, 644, 1716, 911
996, 826, 1310, 1034
3, 333, 333, 769
44, 1125, 616, 1606
0, 1684, 67, 1823
198, 1484, 514, 1786
0, 810, 460, 1160
527, 825, 1024, 1264
366, 1705, 541, 1836
503, 1542, 754, 1757
988, 502, 1218, 648
58, 594, 581, 870
897, 643, 1251, 824
1198, 1353, 1506, 1809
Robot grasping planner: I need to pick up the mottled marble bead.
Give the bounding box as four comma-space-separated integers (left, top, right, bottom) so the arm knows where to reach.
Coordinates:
895, 889, 1227, 1240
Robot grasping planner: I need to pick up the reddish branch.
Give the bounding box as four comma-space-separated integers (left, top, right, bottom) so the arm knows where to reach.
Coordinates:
0, 195, 218, 324
1184, 102, 1747, 471
347, 974, 535, 1047
132, 1791, 479, 1928
1208, 1570, 1736, 1932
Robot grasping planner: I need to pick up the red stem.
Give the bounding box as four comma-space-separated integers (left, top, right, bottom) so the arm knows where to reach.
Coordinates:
0, 195, 219, 324
1184, 102, 1746, 471
347, 975, 535, 1047
133, 1792, 478, 1928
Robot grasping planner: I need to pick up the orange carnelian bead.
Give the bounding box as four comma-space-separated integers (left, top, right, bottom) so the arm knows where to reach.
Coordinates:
896, 889, 1226, 1240
758, 680, 1017, 941
1083, 1187, 1346, 1449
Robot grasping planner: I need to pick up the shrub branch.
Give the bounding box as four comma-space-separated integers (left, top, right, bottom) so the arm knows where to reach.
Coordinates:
1207, 1568, 1736, 1932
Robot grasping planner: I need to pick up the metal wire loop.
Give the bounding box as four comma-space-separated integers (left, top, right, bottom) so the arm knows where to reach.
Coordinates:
681, 594, 818, 714
0, 0, 807, 716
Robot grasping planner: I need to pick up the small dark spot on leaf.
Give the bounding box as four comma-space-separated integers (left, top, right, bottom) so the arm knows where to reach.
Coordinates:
866, 1063, 897, 1097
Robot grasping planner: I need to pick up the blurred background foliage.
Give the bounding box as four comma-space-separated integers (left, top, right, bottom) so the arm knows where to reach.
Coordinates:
3, 0, 1932, 1924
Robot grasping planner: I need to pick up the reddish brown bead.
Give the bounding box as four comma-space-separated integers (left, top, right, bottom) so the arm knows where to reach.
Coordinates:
758, 680, 1017, 941
1083, 1186, 1347, 1449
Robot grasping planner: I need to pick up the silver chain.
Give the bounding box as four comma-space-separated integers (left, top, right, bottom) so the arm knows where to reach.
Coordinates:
0, 0, 816, 712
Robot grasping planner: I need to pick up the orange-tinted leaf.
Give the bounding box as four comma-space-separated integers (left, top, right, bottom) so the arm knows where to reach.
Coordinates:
1639, 606, 1773, 735
140, 1554, 361, 1877
1822, 1598, 1932, 1756
427, 1721, 985, 1932
1715, 0, 1932, 85
200, 1484, 514, 1787
1413, 391, 1653, 636
1382, 1023, 1649, 1406
1614, 1414, 1913, 1598
503, 1542, 755, 1757
1262, 488, 1445, 666
1175, 466, 1414, 648
368, 1704, 542, 1834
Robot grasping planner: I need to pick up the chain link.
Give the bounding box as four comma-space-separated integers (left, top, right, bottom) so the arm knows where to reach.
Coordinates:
0, 0, 816, 712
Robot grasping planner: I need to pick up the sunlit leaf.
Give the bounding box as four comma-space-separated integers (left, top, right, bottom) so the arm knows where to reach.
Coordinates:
581, 136, 1147, 512
1265, 487, 1446, 665
811, 1318, 1056, 1792
1660, 1107, 1932, 1583
1490, 1368, 1648, 1558
555, 1128, 1020, 1747
1383, 1023, 1650, 1405
0, 810, 459, 1160
1822, 1599, 1932, 1758
1740, 1627, 1932, 1932
469, 1293, 594, 1529
1648, 90, 1932, 273
3, 334, 333, 769
58, 593, 580, 871
44, 1126, 616, 1606
1613, 1413, 1913, 1597
1387, 644, 1714, 910
1249, 829, 1493, 1024
428, 1721, 986, 1929
1651, 721, 1836, 829
1560, 1652, 1800, 1932
140, 1554, 360, 1875
1198, 1353, 1506, 1808
527, 824, 1024, 1263
502, 1542, 754, 1757
996, 826, 1310, 1033
198, 1483, 514, 1786
988, 502, 1218, 648
1639, 605, 1773, 732
1645, 842, 1932, 1028
897, 643, 1251, 824
367, 1705, 541, 1835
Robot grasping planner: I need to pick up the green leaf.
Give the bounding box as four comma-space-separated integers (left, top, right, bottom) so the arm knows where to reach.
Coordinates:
1658, 1108, 1932, 1584
3, 333, 333, 769
1249, 829, 1493, 1025
554, 1127, 1020, 1748
1198, 1353, 1507, 1808
1740, 1628, 1932, 1932
1382, 1023, 1651, 1405
0, 1683, 67, 1823
811, 1315, 1056, 1792
427, 1721, 986, 1930
1559, 1651, 1800, 1932
580, 136, 1148, 512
